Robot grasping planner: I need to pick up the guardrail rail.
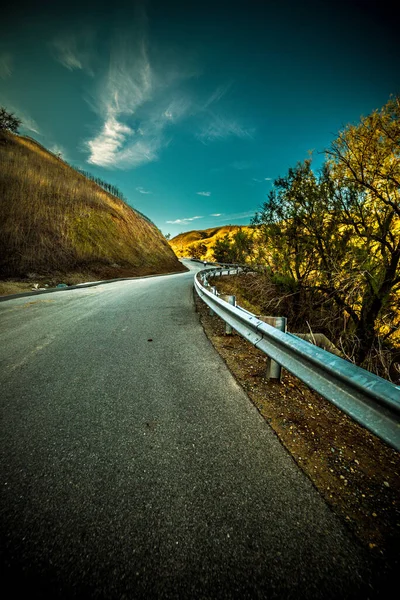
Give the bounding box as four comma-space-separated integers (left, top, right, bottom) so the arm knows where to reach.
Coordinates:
194, 267, 400, 452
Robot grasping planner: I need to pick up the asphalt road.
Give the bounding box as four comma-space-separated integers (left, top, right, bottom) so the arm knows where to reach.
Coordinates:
0, 261, 386, 598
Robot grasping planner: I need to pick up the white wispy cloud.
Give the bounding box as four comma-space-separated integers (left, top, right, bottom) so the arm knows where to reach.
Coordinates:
197, 191, 211, 196
86, 35, 157, 168
195, 81, 256, 146
19, 113, 40, 134
85, 25, 196, 169
166, 215, 203, 225
87, 116, 137, 167
225, 210, 256, 220
83, 18, 249, 167
51, 31, 95, 75
210, 213, 222, 216
136, 186, 152, 194
0, 53, 12, 79
163, 96, 192, 122
209, 210, 256, 222
197, 115, 254, 143
203, 83, 231, 109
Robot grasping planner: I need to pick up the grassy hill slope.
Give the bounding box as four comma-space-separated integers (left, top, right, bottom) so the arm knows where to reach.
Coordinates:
0, 132, 185, 282
170, 225, 252, 260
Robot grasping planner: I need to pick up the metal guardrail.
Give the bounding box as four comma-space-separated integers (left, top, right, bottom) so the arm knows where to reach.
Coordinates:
195, 268, 400, 452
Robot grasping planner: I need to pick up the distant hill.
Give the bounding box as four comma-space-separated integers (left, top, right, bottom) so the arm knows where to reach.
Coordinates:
169, 225, 253, 260
0, 131, 185, 282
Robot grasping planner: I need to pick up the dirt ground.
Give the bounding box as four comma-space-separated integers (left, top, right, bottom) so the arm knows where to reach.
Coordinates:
194, 281, 400, 568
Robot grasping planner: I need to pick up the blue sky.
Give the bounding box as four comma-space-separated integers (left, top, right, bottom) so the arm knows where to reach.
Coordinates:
1, 0, 398, 238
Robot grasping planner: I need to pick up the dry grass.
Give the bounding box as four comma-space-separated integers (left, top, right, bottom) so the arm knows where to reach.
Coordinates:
0, 132, 185, 280
0, 281, 35, 296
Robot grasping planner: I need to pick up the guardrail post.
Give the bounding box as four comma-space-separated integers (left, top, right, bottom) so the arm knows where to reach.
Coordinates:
220, 295, 236, 334
209, 287, 217, 316
259, 316, 287, 381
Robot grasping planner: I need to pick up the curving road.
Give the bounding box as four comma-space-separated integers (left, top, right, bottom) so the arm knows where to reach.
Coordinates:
0, 261, 384, 598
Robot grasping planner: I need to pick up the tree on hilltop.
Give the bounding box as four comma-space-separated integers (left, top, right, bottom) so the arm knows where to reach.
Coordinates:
0, 107, 22, 133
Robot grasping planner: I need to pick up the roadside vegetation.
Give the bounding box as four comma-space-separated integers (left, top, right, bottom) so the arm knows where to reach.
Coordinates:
0, 117, 185, 287
176, 96, 400, 381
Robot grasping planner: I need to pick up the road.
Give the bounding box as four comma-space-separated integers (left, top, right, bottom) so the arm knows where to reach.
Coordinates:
0, 261, 384, 598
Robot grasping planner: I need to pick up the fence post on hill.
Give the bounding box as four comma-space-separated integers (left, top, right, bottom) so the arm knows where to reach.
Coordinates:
258, 316, 287, 381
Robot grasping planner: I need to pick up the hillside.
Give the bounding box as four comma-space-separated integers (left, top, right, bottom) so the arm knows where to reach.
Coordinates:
0, 132, 185, 283
170, 225, 253, 260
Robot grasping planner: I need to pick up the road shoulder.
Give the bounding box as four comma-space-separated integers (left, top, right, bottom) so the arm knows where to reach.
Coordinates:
194, 288, 400, 571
